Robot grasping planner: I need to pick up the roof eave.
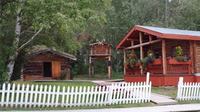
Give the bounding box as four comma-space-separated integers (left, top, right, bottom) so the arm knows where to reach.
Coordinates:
116, 25, 164, 49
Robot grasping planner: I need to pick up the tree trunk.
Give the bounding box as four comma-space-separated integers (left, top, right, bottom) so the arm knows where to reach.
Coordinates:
7, 9, 21, 80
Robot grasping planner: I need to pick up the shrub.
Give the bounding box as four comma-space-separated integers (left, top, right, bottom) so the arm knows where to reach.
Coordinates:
174, 46, 188, 62
59, 69, 68, 80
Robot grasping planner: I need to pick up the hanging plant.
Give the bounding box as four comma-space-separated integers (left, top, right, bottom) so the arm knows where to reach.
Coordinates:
126, 50, 139, 69
174, 46, 188, 62
141, 50, 155, 69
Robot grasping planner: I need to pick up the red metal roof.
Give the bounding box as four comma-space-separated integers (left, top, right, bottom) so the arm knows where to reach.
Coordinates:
116, 25, 200, 49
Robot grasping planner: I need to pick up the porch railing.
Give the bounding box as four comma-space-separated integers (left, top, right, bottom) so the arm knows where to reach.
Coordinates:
125, 58, 192, 75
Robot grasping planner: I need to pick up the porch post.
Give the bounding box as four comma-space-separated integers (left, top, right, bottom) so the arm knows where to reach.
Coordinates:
139, 32, 143, 75
108, 56, 112, 79
108, 46, 112, 79
123, 49, 126, 75
162, 39, 167, 75
189, 41, 194, 73
89, 57, 92, 77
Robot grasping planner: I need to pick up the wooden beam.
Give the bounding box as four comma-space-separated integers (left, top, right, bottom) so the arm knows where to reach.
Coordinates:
162, 39, 167, 75
127, 38, 135, 41
89, 57, 92, 77
108, 56, 112, 79
125, 39, 161, 50
139, 32, 143, 60
123, 49, 126, 75
131, 40, 134, 46
149, 35, 152, 41
139, 32, 143, 75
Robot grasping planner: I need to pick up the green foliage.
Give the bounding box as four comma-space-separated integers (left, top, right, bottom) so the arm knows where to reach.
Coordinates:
1, 0, 200, 79
174, 46, 188, 62
141, 50, 155, 69
0, 59, 8, 84
141, 57, 154, 69
0, 0, 111, 80
175, 46, 183, 57
126, 51, 139, 69
0, 23, 15, 83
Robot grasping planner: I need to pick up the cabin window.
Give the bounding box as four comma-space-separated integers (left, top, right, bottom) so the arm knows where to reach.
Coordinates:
43, 62, 52, 77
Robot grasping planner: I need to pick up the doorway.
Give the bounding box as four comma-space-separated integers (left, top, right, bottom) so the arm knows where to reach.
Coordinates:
43, 62, 52, 77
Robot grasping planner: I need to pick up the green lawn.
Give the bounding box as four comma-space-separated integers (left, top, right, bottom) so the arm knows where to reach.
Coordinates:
178, 100, 200, 104
73, 72, 123, 80
152, 86, 200, 105
0, 103, 154, 111
12, 80, 96, 87
152, 87, 177, 98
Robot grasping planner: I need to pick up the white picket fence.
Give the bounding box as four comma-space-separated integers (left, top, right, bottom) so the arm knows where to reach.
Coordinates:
176, 77, 200, 101
0, 77, 151, 108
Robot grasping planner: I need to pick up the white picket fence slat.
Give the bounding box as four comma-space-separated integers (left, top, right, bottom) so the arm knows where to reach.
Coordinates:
176, 77, 200, 101
0, 74, 151, 108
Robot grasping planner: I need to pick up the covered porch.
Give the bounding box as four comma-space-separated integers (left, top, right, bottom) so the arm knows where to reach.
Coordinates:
117, 25, 200, 86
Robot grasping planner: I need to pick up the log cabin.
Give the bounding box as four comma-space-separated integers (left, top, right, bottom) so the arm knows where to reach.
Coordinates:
116, 25, 200, 86
22, 49, 76, 80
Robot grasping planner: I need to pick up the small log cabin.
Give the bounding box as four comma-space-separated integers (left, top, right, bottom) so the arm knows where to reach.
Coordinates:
23, 49, 77, 80
117, 25, 200, 86
89, 41, 112, 79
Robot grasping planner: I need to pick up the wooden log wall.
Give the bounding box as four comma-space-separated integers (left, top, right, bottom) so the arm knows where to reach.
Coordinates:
23, 52, 72, 80
194, 41, 200, 73
165, 40, 189, 57
23, 62, 43, 75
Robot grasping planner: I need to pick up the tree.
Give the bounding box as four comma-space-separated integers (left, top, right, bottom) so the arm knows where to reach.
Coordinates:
0, 0, 111, 81
100, 0, 200, 73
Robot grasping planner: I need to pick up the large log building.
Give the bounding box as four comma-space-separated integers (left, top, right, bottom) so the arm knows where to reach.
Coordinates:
117, 25, 200, 86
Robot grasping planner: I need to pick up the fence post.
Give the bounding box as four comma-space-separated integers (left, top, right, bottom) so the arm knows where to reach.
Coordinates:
179, 77, 184, 84
108, 84, 113, 105
177, 77, 183, 100
146, 72, 150, 84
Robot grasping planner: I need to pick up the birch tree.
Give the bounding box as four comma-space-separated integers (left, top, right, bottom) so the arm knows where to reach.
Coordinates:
1, 0, 110, 81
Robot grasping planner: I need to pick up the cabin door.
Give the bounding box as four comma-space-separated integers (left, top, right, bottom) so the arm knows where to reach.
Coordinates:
52, 61, 61, 79
43, 62, 52, 77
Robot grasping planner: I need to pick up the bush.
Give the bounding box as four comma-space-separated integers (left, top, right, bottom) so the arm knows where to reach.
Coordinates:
59, 69, 68, 80
174, 46, 188, 62
0, 59, 8, 84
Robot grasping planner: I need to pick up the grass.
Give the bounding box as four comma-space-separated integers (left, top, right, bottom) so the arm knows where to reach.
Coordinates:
177, 100, 200, 104
152, 86, 200, 105
12, 80, 96, 87
152, 86, 177, 98
0, 103, 154, 111
73, 72, 123, 80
